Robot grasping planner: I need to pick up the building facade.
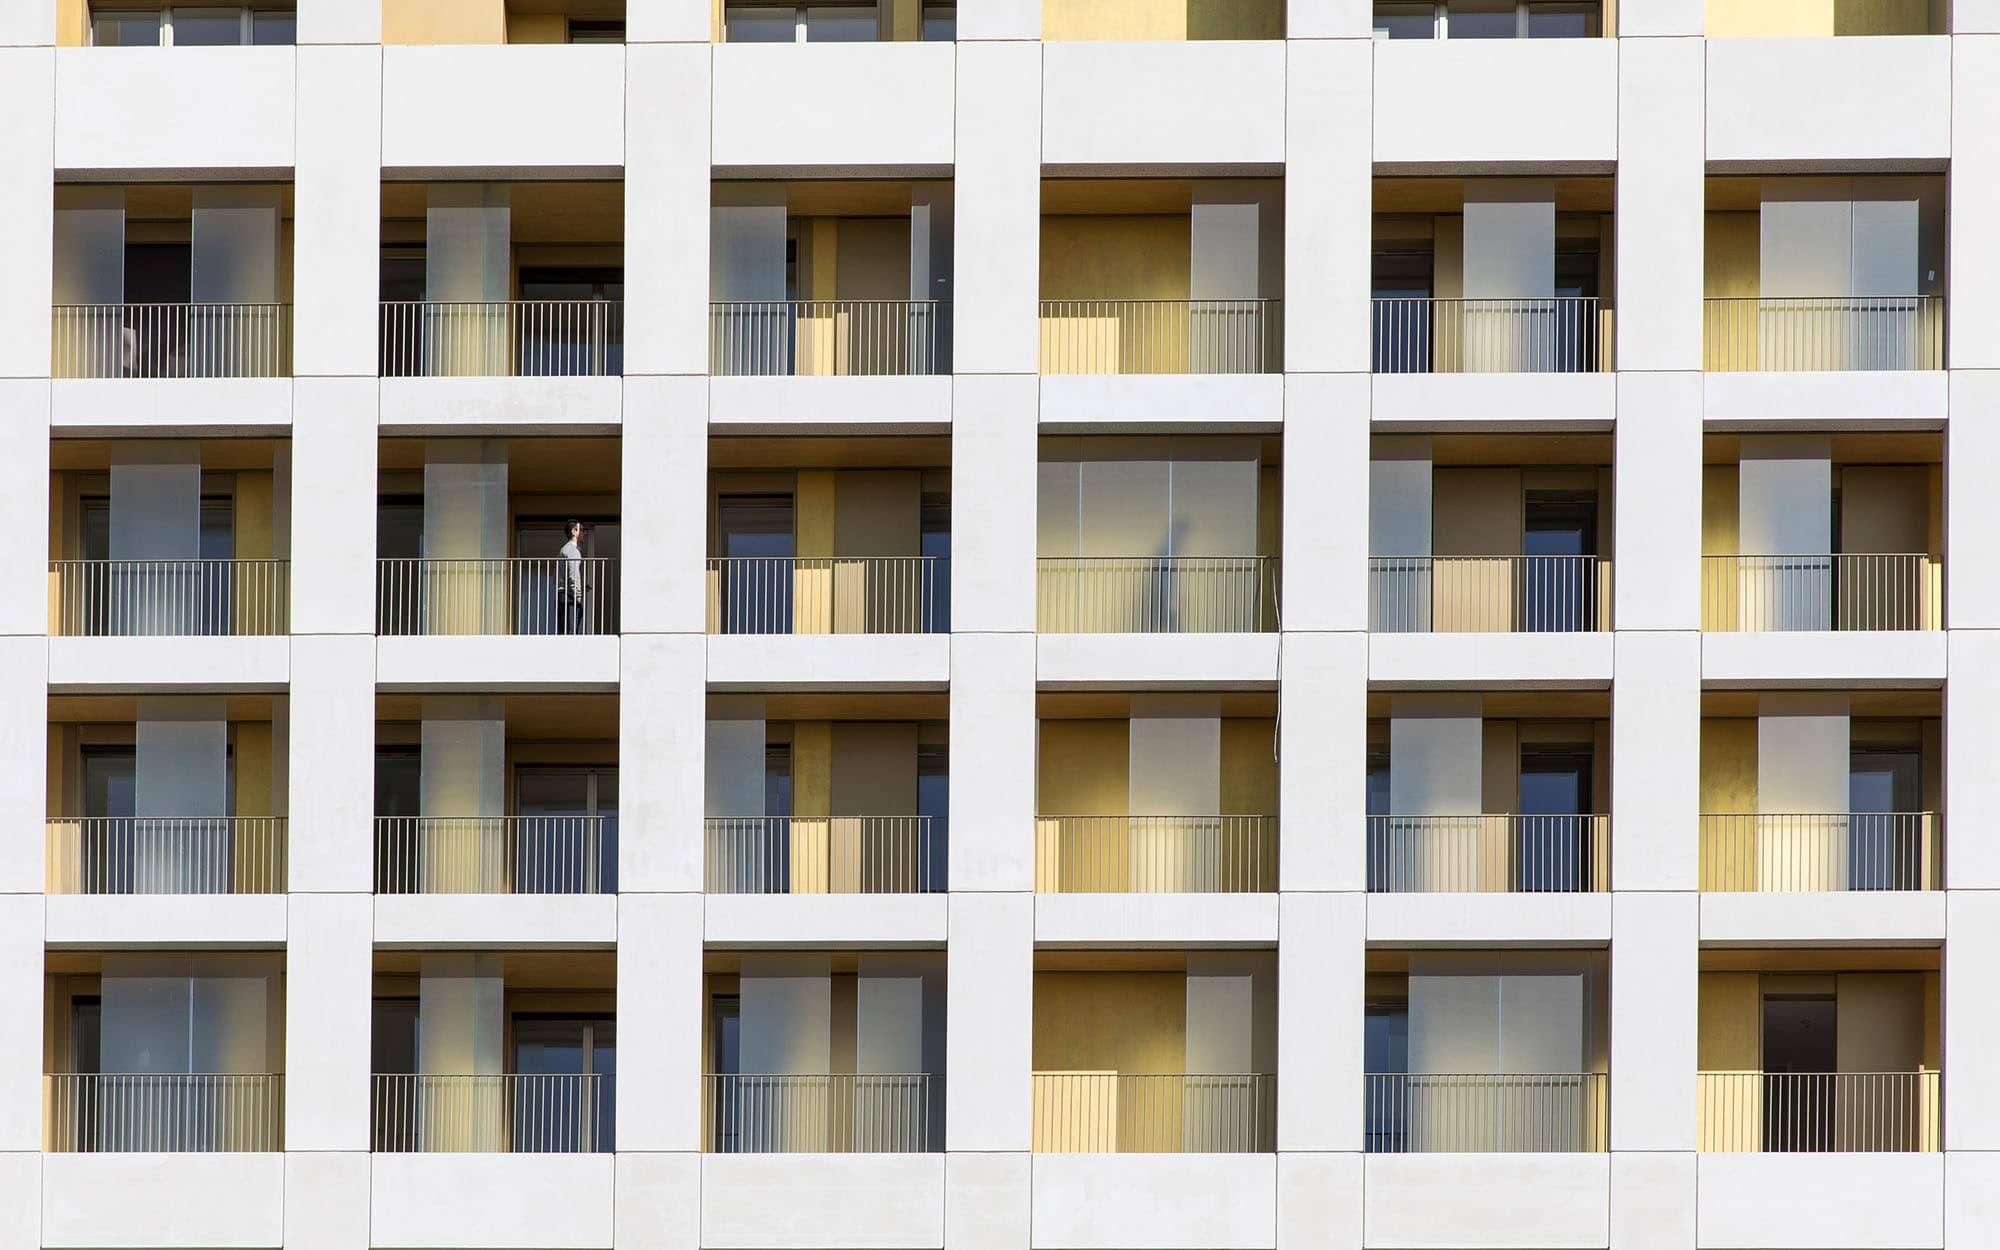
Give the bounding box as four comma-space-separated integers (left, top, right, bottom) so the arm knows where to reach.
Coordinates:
2, 1, 1998, 1249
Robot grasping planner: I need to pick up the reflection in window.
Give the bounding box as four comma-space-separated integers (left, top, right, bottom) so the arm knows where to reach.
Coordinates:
1374, 0, 1599, 38
89, 6, 298, 46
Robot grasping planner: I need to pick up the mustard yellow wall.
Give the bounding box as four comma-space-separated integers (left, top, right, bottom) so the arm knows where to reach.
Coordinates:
1219, 719, 1277, 815
1705, 212, 1761, 300
1700, 719, 1757, 813
235, 722, 271, 816
1033, 972, 1185, 1073
1698, 971, 1761, 1070
1707, 0, 1937, 33
1702, 464, 1740, 557
796, 472, 835, 559
235, 472, 274, 561
383, 0, 507, 44
793, 722, 832, 819
1040, 217, 1191, 302
57, 0, 86, 46
1043, 0, 1282, 39
1038, 721, 1129, 815
507, 13, 567, 42
831, 219, 913, 302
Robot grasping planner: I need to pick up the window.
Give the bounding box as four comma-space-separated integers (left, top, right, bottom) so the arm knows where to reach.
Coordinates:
567, 19, 626, 42
1373, 1, 1598, 38
724, 2, 883, 41
921, 4, 954, 39
89, 6, 297, 46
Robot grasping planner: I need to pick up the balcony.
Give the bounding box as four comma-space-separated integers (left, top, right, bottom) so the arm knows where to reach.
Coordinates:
376, 557, 619, 636
375, 815, 615, 895
1030, 1073, 1276, 1152
1366, 815, 1609, 893
1368, 555, 1610, 633
379, 300, 623, 378
1034, 815, 1277, 894
1697, 1071, 1939, 1152
51, 302, 292, 379
1704, 296, 1943, 372
1700, 554, 1941, 632
1036, 557, 1279, 634
703, 1073, 943, 1152
371, 1073, 614, 1153
45, 1073, 284, 1152
705, 557, 949, 635
1698, 812, 1938, 893
1371, 297, 1611, 374
1362, 1072, 1608, 1152
710, 300, 945, 377
46, 816, 287, 894
1038, 299, 1282, 375
48, 559, 289, 637
704, 816, 943, 894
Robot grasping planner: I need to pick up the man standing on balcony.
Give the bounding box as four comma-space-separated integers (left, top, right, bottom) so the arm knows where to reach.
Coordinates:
560, 520, 587, 635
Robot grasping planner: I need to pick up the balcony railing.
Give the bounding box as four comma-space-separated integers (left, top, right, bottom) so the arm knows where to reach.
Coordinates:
1698, 812, 1939, 892
1036, 556, 1278, 633
704, 815, 943, 894
376, 557, 619, 635
48, 559, 290, 636
1031, 1073, 1276, 1153
51, 302, 292, 379
379, 300, 624, 377
710, 300, 945, 376
1363, 1073, 1608, 1153
703, 1073, 942, 1153
1703, 296, 1945, 371
705, 556, 949, 635
46, 1073, 284, 1152
374, 816, 616, 895
371, 1073, 614, 1153
1034, 815, 1277, 893
1038, 299, 1281, 374
1368, 555, 1611, 633
46, 816, 287, 894
1700, 554, 1941, 632
1366, 815, 1610, 893
1371, 297, 1611, 373
1697, 1071, 1939, 1152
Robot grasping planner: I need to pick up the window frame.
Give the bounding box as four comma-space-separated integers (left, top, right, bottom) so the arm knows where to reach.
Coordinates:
1372, 0, 1599, 39
89, 5, 297, 47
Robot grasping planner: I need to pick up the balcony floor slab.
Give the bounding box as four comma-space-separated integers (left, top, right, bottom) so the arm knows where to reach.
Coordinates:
371, 1153, 615, 1249
1033, 892, 1278, 948
1696, 1151, 1942, 1250
373, 893, 617, 949
46, 893, 286, 949
1365, 891, 1612, 948
709, 375, 950, 433
375, 635, 619, 692
43, 1152, 286, 1249
1703, 370, 1948, 430
379, 376, 622, 434
51, 378, 293, 435
1030, 1154, 1277, 1250
706, 633, 949, 692
1370, 371, 1615, 432
1036, 633, 1280, 691
47, 635, 290, 693
1363, 1152, 1609, 1250
1700, 630, 1946, 688
1698, 890, 1944, 947
700, 1153, 945, 1250
1038, 373, 1283, 432
703, 892, 947, 948
1367, 632, 1615, 690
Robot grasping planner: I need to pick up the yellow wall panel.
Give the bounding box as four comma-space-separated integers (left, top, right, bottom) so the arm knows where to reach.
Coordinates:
1037, 720, 1130, 816
1219, 719, 1277, 815
1040, 216, 1191, 302
1032, 972, 1185, 1072
793, 721, 832, 820
507, 13, 567, 42
1187, 0, 1283, 38
1699, 719, 1757, 890
1043, 0, 1186, 40
1707, 0, 1834, 35
57, 0, 86, 46
1698, 971, 1761, 1070
383, 0, 507, 45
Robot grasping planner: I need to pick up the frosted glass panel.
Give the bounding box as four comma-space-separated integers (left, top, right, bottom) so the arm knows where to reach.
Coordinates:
1853, 198, 1919, 296
426, 186, 510, 302
710, 204, 788, 301
1462, 184, 1553, 298
190, 977, 270, 1073
740, 967, 831, 1074
53, 195, 125, 304
856, 977, 923, 1073
100, 975, 193, 1074
1408, 974, 1499, 1074
1497, 974, 1583, 1073
191, 188, 281, 304
1761, 188, 1851, 298
1170, 456, 1258, 557
706, 717, 768, 816
1078, 457, 1168, 557
1190, 200, 1260, 301
1037, 459, 1081, 557
110, 463, 200, 561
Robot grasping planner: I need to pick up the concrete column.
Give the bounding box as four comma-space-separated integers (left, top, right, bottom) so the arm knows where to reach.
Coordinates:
0, 46, 56, 381
1282, 37, 1371, 372
293, 41, 380, 376
1614, 36, 1704, 371
283, 894, 372, 1150
619, 634, 707, 893
1614, 373, 1703, 632
952, 41, 1040, 374
623, 40, 709, 375
946, 892, 1032, 1151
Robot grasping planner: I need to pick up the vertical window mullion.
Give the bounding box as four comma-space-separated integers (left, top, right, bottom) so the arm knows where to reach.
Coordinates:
795, 6, 807, 41
162, 8, 174, 47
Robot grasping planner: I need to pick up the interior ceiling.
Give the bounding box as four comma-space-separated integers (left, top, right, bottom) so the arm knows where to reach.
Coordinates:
1035, 692, 1277, 719
50, 438, 282, 473
710, 693, 951, 721
1420, 433, 1615, 467
380, 181, 624, 245
1373, 177, 1615, 215
1702, 432, 1943, 465
1365, 692, 1612, 719
378, 437, 621, 493
506, 0, 626, 16
708, 435, 952, 470
1699, 948, 1940, 973
375, 694, 619, 738
1700, 690, 1942, 718
1041, 179, 1198, 215
59, 183, 295, 221
48, 695, 277, 724
373, 950, 617, 987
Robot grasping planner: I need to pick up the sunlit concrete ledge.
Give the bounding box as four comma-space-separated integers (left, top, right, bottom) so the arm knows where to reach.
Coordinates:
703, 892, 947, 948
1034, 891, 1278, 948
709, 375, 951, 434
373, 893, 617, 950
1038, 374, 1283, 432
701, 1153, 945, 1250
1700, 630, 1946, 689
1030, 1153, 1277, 1250
1036, 633, 1281, 691
51, 378, 292, 435
1704, 370, 1947, 430
371, 1153, 615, 1250
1371, 371, 1615, 432
42, 1152, 286, 1249
47, 635, 290, 693
1695, 1152, 1942, 1250
706, 633, 950, 692
1699, 890, 1945, 948
379, 376, 621, 435
1365, 890, 1611, 948
1363, 1152, 1609, 1250
45, 894, 286, 950
1367, 632, 1615, 691
375, 635, 620, 692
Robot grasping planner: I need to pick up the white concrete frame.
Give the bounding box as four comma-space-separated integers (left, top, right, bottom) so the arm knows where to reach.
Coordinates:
2, 2, 1998, 1249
